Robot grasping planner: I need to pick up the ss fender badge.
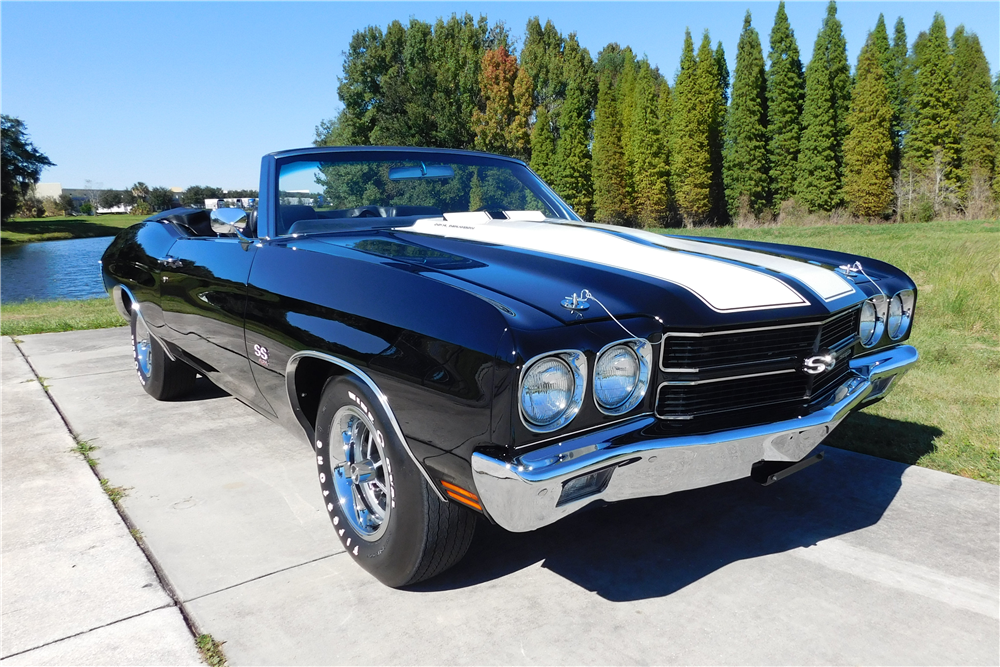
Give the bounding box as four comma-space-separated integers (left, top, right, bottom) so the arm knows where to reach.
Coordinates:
803, 349, 837, 375
253, 344, 269, 367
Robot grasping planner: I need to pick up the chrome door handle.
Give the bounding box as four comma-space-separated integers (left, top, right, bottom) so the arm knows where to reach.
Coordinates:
157, 256, 182, 269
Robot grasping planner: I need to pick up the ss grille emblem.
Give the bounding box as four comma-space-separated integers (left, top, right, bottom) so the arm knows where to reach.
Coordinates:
803, 350, 837, 375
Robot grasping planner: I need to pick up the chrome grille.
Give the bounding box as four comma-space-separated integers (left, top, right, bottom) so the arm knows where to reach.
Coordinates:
655, 307, 860, 427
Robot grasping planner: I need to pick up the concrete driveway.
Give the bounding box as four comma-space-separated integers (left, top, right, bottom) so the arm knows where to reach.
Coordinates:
5, 328, 999, 665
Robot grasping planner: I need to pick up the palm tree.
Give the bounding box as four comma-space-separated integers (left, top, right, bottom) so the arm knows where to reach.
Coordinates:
131, 182, 150, 201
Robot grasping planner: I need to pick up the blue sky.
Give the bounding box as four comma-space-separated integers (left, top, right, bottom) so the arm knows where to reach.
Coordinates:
3, 1, 997, 191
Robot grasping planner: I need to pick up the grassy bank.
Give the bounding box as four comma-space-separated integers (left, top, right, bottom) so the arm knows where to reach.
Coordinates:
0, 298, 126, 336
1, 215, 145, 244
667, 220, 999, 483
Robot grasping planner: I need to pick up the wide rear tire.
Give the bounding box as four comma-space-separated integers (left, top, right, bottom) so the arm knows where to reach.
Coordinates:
130, 308, 197, 400
314, 375, 476, 587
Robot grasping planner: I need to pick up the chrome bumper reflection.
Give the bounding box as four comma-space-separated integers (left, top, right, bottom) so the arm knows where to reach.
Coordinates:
471, 344, 918, 532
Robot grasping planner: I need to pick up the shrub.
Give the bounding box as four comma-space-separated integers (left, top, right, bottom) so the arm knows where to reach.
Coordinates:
80, 201, 93, 215
17, 196, 45, 218
130, 201, 152, 216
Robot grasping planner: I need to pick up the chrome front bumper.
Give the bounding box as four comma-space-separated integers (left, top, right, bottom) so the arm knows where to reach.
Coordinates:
471, 344, 918, 532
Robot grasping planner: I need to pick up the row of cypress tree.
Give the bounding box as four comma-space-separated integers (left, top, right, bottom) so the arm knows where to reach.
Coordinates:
319, 4, 998, 226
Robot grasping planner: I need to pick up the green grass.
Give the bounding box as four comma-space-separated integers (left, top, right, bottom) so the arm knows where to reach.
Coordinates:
0, 297, 127, 336
196, 634, 228, 667
663, 219, 999, 483
1, 215, 145, 244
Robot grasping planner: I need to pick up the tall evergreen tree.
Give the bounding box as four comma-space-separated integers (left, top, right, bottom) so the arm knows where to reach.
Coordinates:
617, 49, 639, 215
521, 18, 566, 125
952, 28, 997, 196
844, 36, 894, 216
671, 30, 722, 225
555, 77, 594, 218
592, 73, 630, 223
994, 73, 1000, 202
630, 60, 670, 226
511, 66, 534, 161
554, 33, 595, 219
824, 2, 852, 178
796, 3, 848, 210
889, 18, 909, 171
710, 40, 729, 220
871, 15, 903, 170
766, 1, 805, 206
530, 105, 557, 184
905, 14, 960, 186
724, 11, 770, 218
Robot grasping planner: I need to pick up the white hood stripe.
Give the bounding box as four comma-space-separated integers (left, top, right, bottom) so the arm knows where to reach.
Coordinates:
587, 224, 856, 302
401, 217, 809, 312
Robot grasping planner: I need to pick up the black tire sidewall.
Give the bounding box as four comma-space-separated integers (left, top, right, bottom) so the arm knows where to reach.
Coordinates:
315, 376, 431, 587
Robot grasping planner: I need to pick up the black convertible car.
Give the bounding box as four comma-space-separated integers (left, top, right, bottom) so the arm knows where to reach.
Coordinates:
101, 147, 918, 586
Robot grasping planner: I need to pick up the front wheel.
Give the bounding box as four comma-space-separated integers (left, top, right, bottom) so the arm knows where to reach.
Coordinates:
314, 376, 476, 587
130, 308, 197, 400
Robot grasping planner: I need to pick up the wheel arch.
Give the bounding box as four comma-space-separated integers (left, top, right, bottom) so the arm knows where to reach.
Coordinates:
285, 350, 447, 502
115, 283, 176, 361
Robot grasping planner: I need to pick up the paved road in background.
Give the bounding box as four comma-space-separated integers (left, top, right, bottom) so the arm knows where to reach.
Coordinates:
4, 328, 999, 665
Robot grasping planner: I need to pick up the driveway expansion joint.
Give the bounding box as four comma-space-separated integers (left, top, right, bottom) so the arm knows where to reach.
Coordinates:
8, 337, 209, 654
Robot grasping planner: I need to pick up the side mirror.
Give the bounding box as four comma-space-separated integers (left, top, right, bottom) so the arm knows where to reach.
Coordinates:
210, 208, 251, 241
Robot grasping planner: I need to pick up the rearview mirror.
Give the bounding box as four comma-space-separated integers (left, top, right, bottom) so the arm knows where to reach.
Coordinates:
388, 163, 455, 181
210, 208, 250, 240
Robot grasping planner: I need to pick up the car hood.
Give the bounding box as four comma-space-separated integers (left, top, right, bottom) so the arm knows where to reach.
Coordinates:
307, 215, 866, 329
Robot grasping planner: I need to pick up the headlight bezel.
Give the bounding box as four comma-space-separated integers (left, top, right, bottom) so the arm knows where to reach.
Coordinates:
887, 289, 915, 340
593, 338, 652, 415
859, 295, 887, 348
518, 350, 587, 433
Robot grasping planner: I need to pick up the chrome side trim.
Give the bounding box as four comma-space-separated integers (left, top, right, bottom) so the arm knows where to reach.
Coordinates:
284, 350, 446, 502
472, 344, 918, 532
115, 283, 177, 361
658, 368, 796, 387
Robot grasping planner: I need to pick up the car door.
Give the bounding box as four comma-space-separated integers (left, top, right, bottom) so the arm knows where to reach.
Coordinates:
158, 235, 275, 414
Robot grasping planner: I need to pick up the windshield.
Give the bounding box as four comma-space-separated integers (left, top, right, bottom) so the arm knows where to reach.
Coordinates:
274, 151, 577, 236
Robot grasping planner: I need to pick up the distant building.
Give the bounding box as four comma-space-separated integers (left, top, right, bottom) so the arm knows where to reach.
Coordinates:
34, 182, 63, 199
204, 197, 257, 210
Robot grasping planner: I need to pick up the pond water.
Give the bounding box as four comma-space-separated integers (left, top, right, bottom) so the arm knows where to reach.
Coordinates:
1, 236, 113, 302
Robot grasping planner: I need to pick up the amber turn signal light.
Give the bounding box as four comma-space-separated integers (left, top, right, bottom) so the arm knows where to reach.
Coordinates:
440, 480, 483, 511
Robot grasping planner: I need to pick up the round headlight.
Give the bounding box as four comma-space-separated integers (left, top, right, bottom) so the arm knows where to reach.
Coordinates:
594, 345, 639, 409
859, 297, 885, 347
887, 290, 914, 340
520, 357, 574, 427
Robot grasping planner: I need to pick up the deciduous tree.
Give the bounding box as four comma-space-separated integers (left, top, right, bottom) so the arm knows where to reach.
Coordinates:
1, 115, 55, 221
473, 47, 521, 155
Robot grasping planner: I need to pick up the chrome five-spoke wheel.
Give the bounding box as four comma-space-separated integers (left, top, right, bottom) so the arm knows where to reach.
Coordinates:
133, 315, 153, 377
331, 405, 390, 541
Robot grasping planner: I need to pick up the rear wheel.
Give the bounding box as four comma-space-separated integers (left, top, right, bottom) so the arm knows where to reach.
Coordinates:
314, 375, 476, 587
130, 308, 197, 400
